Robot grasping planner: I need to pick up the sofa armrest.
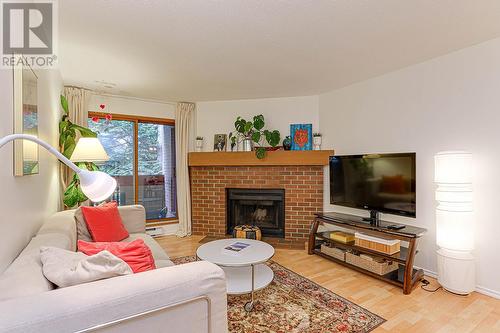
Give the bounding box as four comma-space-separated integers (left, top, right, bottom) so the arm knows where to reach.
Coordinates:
0, 261, 227, 333
117, 205, 146, 234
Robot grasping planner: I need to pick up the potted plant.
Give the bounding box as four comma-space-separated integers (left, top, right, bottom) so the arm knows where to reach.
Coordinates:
230, 115, 280, 159
195, 136, 204, 152
313, 132, 322, 150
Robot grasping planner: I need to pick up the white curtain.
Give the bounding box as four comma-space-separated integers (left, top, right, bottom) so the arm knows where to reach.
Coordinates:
61, 87, 92, 206
175, 102, 196, 237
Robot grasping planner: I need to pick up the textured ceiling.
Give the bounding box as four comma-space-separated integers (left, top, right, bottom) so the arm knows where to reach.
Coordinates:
59, 0, 500, 101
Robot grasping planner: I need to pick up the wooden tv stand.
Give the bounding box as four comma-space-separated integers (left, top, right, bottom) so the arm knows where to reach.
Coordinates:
308, 212, 427, 294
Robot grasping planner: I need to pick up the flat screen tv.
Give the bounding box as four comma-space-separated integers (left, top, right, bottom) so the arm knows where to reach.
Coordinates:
329, 153, 416, 218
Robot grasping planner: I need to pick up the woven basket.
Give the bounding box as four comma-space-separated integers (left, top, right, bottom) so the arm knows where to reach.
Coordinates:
232, 225, 262, 240
345, 252, 398, 275
321, 244, 346, 261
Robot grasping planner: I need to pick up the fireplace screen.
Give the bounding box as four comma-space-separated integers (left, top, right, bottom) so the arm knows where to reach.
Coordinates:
226, 188, 285, 238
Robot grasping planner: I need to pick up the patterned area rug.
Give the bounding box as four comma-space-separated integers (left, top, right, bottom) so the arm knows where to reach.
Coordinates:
172, 256, 385, 333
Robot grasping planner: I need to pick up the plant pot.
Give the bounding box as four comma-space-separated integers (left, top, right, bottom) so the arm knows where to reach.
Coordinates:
195, 139, 203, 152
313, 136, 322, 151
242, 138, 254, 152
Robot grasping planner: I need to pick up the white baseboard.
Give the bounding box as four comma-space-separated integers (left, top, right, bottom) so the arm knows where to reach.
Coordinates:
475, 285, 500, 299
416, 266, 500, 299
161, 223, 179, 235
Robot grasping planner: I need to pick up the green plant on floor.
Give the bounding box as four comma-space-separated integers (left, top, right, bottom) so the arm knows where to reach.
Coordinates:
59, 94, 100, 208
229, 115, 280, 159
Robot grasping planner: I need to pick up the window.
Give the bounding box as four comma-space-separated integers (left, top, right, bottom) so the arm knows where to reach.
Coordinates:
88, 113, 176, 224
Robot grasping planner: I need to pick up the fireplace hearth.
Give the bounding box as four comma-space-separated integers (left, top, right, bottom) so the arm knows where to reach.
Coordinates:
226, 188, 285, 238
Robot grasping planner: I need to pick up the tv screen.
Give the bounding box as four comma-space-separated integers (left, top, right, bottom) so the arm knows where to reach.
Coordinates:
329, 153, 416, 217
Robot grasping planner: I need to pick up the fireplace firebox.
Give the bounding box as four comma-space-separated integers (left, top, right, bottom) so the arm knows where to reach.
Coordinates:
226, 188, 285, 238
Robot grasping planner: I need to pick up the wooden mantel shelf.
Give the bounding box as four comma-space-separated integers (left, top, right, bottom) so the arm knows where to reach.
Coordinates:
188, 150, 334, 167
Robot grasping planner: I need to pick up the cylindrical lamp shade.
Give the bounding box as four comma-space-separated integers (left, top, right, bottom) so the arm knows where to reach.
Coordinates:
436, 209, 474, 251
435, 151, 473, 252
435, 151, 472, 184
70, 137, 110, 163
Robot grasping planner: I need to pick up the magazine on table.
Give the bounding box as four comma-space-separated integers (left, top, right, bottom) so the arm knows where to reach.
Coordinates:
223, 241, 251, 255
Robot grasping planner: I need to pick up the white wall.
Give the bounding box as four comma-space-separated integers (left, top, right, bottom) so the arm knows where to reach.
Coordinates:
88, 94, 176, 119
319, 37, 500, 297
196, 96, 319, 151
0, 68, 63, 273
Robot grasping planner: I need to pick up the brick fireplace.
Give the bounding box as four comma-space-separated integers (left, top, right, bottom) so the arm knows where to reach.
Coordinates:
189, 164, 325, 243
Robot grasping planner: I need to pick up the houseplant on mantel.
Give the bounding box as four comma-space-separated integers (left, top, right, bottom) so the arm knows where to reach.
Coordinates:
229, 115, 280, 159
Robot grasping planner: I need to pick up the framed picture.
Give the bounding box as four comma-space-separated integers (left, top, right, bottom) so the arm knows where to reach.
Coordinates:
290, 124, 312, 151
213, 134, 227, 151
13, 58, 39, 176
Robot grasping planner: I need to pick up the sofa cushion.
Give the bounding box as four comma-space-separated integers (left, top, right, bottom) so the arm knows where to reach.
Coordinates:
78, 239, 156, 273
74, 207, 93, 242
75, 205, 146, 242
37, 210, 77, 251
40, 246, 132, 287
155, 259, 174, 269
0, 232, 72, 301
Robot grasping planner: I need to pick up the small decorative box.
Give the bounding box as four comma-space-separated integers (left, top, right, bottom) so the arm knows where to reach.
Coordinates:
329, 231, 355, 244
354, 233, 400, 255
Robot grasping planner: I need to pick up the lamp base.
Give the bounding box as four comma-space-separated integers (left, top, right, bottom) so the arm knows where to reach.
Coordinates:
437, 248, 475, 295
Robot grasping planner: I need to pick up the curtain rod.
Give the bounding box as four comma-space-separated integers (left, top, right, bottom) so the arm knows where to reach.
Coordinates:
92, 92, 179, 106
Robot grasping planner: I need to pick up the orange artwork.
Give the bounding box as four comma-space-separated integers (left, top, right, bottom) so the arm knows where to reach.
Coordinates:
294, 129, 309, 148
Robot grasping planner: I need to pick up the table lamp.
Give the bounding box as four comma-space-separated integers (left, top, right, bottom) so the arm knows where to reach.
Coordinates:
70, 137, 110, 163
0, 134, 116, 202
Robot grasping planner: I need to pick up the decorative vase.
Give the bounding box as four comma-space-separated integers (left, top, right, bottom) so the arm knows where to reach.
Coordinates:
283, 136, 292, 151
313, 136, 322, 150
242, 138, 253, 152
195, 139, 203, 152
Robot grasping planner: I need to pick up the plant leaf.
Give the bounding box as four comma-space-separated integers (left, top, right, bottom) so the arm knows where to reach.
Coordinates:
235, 118, 246, 133
70, 124, 97, 138
63, 135, 76, 159
268, 130, 281, 147
251, 131, 261, 143
243, 121, 253, 134
59, 120, 68, 134
255, 147, 266, 159
60, 95, 69, 115
253, 115, 265, 130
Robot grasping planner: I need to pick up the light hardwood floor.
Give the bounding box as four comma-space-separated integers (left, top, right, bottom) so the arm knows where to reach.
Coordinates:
156, 235, 500, 333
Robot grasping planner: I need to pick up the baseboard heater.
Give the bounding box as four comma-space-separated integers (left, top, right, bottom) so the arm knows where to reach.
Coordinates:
146, 226, 164, 237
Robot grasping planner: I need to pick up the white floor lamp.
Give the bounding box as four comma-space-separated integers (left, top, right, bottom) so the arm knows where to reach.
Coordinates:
0, 134, 116, 202
434, 151, 475, 295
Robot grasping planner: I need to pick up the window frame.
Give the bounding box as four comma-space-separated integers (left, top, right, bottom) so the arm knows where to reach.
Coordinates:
89, 112, 177, 225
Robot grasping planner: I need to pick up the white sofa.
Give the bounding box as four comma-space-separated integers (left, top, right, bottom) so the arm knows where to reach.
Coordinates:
0, 206, 228, 333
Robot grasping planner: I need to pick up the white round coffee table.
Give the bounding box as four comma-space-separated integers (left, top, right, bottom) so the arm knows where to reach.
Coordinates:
196, 238, 275, 311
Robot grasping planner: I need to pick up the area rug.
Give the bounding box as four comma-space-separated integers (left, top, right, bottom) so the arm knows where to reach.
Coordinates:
172, 256, 385, 333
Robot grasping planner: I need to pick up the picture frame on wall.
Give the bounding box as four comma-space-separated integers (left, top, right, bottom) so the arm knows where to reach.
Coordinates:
13, 57, 39, 176
290, 124, 313, 151
213, 134, 227, 151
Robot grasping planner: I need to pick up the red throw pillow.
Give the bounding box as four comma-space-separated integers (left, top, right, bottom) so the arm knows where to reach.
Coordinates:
81, 202, 129, 242
78, 239, 156, 273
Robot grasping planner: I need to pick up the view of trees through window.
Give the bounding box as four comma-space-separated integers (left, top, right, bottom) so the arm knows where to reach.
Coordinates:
88, 115, 176, 222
